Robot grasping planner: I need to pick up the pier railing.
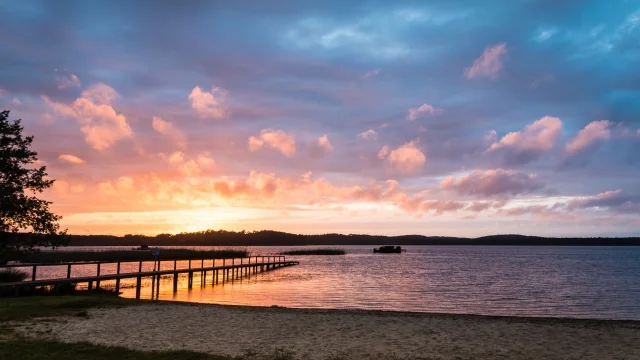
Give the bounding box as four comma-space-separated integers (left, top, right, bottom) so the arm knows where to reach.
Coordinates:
0, 256, 299, 298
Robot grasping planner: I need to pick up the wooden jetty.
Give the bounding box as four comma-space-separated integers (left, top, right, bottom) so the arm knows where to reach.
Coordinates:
0, 256, 299, 299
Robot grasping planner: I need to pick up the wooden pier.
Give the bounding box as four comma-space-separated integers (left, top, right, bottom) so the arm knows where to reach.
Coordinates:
0, 256, 299, 299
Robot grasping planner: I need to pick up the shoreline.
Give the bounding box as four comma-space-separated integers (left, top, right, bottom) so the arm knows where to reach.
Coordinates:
120, 297, 640, 324
12, 297, 640, 360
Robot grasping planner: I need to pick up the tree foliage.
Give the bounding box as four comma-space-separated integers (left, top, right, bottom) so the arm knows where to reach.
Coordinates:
0, 110, 67, 263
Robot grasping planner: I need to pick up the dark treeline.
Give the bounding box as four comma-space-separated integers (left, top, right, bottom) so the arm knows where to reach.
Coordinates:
62, 230, 640, 246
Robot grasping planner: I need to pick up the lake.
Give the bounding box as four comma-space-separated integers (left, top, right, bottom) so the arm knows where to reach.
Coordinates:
27, 246, 640, 320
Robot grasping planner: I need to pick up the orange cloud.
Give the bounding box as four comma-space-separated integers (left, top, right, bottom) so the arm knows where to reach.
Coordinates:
152, 116, 186, 148
248, 129, 296, 157
43, 83, 133, 150
58, 154, 86, 165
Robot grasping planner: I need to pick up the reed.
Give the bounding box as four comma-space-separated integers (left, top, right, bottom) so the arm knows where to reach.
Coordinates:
279, 249, 345, 256
15, 248, 248, 263
0, 268, 28, 283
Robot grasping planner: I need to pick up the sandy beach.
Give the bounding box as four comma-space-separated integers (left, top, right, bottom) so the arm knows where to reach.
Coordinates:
13, 302, 640, 360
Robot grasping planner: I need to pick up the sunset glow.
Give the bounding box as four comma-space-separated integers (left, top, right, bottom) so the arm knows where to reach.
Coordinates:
1, 1, 639, 236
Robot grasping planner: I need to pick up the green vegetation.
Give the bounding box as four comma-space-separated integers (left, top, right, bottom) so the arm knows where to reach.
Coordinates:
14, 248, 248, 263
0, 110, 68, 265
0, 340, 236, 360
280, 249, 345, 256
0, 294, 140, 322
0, 268, 28, 282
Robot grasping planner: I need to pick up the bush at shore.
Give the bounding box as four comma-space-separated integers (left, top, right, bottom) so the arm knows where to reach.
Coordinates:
0, 268, 28, 283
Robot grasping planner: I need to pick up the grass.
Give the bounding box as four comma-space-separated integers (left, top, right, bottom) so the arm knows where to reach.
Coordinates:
0, 338, 237, 360
0, 293, 141, 322
280, 249, 345, 256
0, 268, 28, 282
15, 248, 249, 263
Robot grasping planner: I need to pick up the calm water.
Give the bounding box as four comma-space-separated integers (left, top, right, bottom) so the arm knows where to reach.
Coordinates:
25, 246, 640, 320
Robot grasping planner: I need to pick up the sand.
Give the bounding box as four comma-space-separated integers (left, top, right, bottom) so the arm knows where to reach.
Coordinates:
13, 303, 640, 359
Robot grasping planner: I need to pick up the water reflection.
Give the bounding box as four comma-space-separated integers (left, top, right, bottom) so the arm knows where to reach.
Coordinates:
29, 246, 640, 320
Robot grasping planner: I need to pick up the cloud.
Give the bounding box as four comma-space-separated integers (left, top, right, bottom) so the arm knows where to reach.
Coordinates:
464, 43, 508, 80
152, 116, 186, 148
53, 180, 84, 194
484, 130, 497, 143
57, 73, 81, 89
406, 104, 443, 121
43, 83, 133, 150
58, 154, 86, 165
11, 98, 21, 106
363, 69, 380, 78
487, 116, 562, 165
359, 129, 377, 140
248, 129, 296, 157
309, 135, 334, 157
162, 151, 215, 177
385, 141, 426, 174
188, 85, 228, 119
377, 145, 390, 159
568, 190, 640, 214
419, 200, 467, 216
565, 120, 612, 156
440, 169, 542, 197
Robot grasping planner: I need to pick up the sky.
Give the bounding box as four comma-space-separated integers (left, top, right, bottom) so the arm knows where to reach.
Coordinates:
1, 0, 640, 237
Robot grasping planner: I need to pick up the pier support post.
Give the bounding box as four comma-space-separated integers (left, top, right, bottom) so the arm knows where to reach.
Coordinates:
136, 261, 142, 299
67, 264, 71, 278
173, 273, 178, 292
32, 265, 36, 281
115, 262, 121, 293
96, 263, 101, 290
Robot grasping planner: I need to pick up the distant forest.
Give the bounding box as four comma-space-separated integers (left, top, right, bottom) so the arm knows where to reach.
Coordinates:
62, 230, 640, 246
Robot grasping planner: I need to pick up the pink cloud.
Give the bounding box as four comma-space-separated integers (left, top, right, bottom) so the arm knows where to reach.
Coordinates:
565, 120, 612, 156
385, 141, 426, 174
309, 135, 334, 157
568, 190, 640, 214
188, 85, 228, 119
43, 83, 133, 150
152, 116, 186, 148
406, 103, 443, 121
248, 129, 296, 157
487, 116, 562, 162
377, 145, 390, 159
440, 169, 542, 197
58, 154, 86, 165
465, 43, 508, 80
359, 129, 377, 139
56, 73, 81, 89
419, 200, 467, 216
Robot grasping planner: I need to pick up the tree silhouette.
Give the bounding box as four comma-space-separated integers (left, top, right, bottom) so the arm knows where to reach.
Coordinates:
0, 110, 67, 263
